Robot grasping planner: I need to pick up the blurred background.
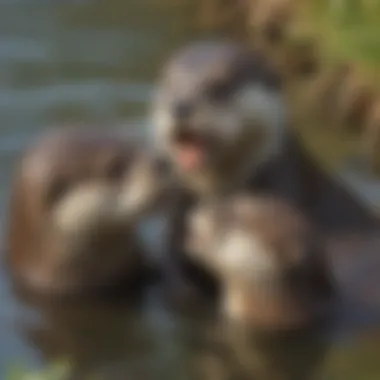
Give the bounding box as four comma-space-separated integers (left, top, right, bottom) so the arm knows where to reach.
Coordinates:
1, 1, 380, 379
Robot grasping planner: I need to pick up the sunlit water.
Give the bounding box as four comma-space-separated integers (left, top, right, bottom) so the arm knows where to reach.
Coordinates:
0, 1, 380, 379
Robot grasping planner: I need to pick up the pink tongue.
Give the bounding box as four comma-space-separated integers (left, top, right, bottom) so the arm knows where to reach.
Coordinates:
177, 145, 204, 171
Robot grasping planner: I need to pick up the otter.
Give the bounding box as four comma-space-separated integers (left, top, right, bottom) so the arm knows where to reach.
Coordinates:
193, 316, 329, 380
186, 194, 335, 330
308, 63, 351, 123
4, 128, 168, 300
151, 40, 290, 307
152, 40, 286, 198
151, 40, 379, 309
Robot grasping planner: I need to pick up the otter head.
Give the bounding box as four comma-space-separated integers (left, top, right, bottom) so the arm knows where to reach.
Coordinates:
187, 195, 334, 330
5, 128, 168, 296
152, 40, 287, 195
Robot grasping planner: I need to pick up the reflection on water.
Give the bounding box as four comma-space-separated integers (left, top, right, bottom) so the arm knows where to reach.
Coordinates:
0, 1, 380, 379
10, 287, 333, 380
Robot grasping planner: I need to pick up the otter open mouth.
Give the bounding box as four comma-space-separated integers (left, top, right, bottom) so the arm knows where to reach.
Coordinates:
173, 130, 208, 172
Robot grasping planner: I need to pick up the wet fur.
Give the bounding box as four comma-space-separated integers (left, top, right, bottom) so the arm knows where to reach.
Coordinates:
4, 128, 165, 300
187, 195, 335, 328
152, 41, 379, 309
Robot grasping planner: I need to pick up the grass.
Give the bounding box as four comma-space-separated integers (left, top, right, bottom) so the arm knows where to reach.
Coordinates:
285, 0, 380, 174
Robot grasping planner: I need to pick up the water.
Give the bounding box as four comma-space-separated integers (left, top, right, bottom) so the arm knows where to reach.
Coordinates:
0, 1, 379, 379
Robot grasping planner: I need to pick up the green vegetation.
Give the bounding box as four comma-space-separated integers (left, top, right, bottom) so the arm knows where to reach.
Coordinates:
284, 0, 380, 176
296, 0, 380, 84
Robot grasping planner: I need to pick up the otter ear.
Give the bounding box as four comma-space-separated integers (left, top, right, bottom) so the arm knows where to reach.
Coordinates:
238, 48, 283, 91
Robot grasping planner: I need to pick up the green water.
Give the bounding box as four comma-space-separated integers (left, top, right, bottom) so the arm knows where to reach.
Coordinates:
0, 1, 380, 379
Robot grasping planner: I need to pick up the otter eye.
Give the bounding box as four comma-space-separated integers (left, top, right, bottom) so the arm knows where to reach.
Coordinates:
46, 178, 69, 207
206, 80, 232, 102
105, 156, 126, 180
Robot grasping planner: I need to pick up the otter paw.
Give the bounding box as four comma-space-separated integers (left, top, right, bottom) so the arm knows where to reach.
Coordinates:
162, 280, 208, 313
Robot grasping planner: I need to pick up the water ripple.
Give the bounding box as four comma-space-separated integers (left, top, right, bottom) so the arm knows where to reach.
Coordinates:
0, 82, 153, 110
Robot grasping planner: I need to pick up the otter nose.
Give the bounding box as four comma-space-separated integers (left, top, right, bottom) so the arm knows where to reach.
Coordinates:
172, 101, 193, 120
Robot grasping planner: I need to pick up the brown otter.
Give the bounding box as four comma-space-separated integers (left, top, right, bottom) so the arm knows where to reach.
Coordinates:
4, 128, 168, 300
186, 194, 335, 330
152, 40, 288, 200
151, 40, 289, 307
151, 40, 379, 309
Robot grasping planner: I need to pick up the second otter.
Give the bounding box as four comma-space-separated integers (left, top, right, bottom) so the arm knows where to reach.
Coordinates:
187, 194, 335, 330
4, 128, 167, 299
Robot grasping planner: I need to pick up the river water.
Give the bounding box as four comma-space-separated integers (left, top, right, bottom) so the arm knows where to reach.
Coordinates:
0, 1, 380, 379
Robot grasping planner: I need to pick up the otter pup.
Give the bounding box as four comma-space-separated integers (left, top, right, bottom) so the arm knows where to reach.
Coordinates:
4, 128, 167, 299
187, 194, 335, 330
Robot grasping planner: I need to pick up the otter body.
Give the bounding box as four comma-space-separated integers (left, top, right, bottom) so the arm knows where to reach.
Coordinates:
152, 40, 378, 308
4, 128, 166, 299
187, 194, 335, 329
152, 40, 291, 307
